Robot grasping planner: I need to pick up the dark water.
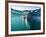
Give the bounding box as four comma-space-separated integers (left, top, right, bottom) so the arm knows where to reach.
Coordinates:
11, 8, 41, 31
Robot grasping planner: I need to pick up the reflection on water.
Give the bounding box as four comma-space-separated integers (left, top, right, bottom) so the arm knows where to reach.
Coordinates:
11, 8, 41, 31
11, 15, 31, 31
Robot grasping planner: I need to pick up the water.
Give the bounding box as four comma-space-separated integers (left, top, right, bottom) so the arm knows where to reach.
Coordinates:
11, 8, 41, 31
11, 14, 31, 31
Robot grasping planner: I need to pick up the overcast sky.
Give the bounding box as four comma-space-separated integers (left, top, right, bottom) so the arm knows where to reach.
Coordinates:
11, 5, 40, 11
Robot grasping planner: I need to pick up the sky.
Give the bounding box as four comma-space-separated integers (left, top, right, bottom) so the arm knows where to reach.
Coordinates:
11, 5, 40, 11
